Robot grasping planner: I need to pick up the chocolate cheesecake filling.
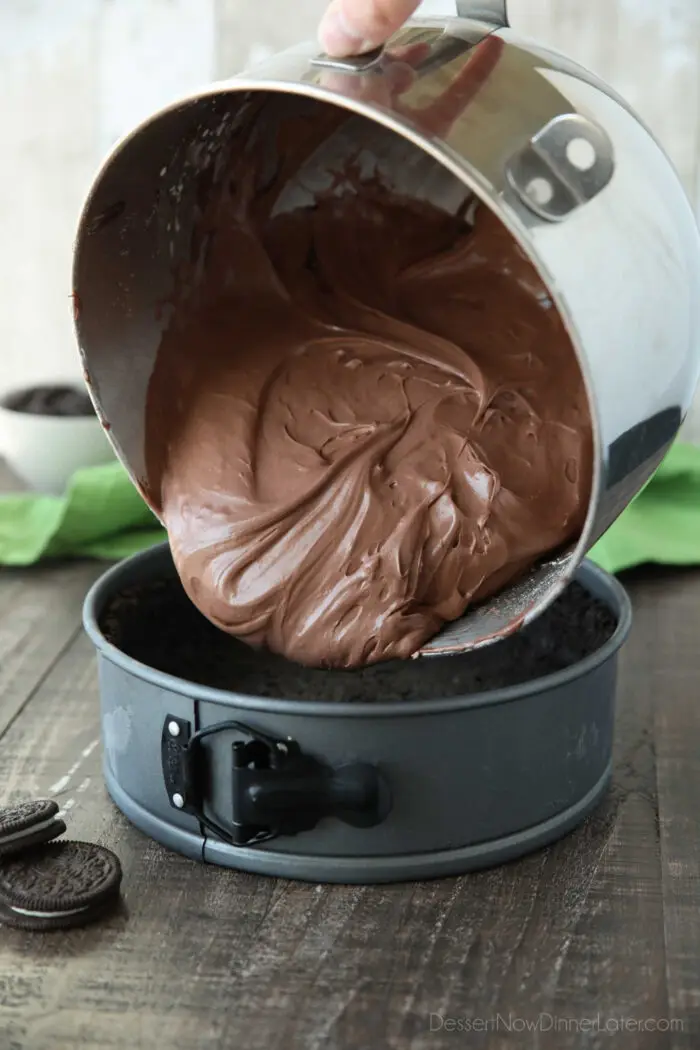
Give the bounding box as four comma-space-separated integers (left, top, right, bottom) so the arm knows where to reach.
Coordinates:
145, 106, 592, 669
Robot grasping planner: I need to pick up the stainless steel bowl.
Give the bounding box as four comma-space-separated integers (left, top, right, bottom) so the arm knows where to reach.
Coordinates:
73, 0, 700, 654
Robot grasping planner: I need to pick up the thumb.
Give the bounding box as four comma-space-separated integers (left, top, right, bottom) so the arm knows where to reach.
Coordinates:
319, 0, 422, 58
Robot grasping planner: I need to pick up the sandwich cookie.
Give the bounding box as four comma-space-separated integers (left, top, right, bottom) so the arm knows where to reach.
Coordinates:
0, 799, 66, 858
0, 840, 123, 931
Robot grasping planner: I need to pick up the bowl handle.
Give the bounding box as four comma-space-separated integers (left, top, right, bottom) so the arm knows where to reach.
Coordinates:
420, 0, 508, 26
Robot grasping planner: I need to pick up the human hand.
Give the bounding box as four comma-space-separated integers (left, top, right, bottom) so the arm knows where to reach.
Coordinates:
318, 0, 422, 58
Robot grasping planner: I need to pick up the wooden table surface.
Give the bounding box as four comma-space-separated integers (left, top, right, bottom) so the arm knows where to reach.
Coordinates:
1, 468, 699, 1050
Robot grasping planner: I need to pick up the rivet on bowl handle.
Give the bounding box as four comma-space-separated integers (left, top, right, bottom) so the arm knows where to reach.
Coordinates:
506, 113, 616, 223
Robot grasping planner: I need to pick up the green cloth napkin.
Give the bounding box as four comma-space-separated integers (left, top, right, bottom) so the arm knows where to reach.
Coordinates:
0, 461, 164, 566
589, 441, 700, 573
1, 443, 699, 573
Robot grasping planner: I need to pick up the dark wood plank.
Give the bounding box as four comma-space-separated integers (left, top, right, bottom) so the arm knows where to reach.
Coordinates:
0, 562, 104, 739
0, 565, 698, 1049
639, 573, 700, 1048
0, 458, 104, 737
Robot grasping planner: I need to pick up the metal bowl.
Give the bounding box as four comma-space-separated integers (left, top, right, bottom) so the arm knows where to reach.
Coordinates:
73, 0, 700, 655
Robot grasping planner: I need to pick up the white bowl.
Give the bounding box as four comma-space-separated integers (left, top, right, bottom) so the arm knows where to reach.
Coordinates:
0, 388, 115, 494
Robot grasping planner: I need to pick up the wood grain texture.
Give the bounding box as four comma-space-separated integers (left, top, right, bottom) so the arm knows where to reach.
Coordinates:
641, 572, 700, 1047
0, 559, 102, 739
0, 463, 103, 738
0, 552, 699, 1049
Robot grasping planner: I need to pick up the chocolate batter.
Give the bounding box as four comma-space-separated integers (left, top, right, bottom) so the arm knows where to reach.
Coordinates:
146, 110, 592, 669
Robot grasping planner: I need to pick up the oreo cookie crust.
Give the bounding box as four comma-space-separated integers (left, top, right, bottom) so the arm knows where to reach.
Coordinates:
0, 840, 122, 931
0, 799, 66, 859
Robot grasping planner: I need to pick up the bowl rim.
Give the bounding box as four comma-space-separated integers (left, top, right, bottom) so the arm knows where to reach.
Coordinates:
83, 543, 633, 718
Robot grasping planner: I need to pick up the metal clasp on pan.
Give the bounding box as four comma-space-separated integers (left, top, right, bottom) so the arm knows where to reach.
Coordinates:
161, 715, 391, 846
506, 114, 615, 222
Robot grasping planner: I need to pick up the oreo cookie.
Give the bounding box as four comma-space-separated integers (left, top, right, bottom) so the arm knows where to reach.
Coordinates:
0, 840, 122, 931
0, 799, 66, 858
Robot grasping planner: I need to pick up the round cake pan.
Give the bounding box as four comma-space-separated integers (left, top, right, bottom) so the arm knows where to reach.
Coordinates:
83, 544, 631, 884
